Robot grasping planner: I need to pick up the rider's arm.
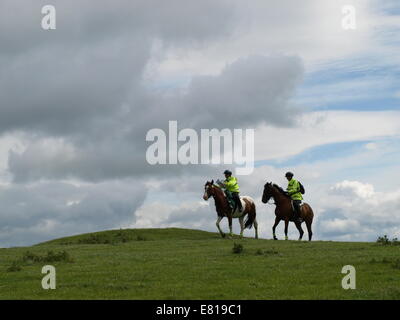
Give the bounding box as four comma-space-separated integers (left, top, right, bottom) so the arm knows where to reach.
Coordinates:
224, 177, 237, 189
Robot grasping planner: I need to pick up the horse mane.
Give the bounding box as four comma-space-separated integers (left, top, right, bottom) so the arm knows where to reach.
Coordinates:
272, 183, 291, 199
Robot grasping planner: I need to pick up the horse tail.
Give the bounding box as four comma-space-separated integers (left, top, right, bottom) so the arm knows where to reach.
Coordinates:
244, 198, 256, 229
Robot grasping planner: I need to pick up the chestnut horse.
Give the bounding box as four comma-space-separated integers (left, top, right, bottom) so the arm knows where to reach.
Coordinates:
203, 180, 258, 239
262, 182, 314, 241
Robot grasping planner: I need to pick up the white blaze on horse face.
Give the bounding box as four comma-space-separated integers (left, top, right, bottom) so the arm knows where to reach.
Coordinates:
203, 188, 209, 200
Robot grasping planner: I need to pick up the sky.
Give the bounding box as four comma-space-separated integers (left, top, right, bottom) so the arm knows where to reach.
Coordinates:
0, 0, 399, 247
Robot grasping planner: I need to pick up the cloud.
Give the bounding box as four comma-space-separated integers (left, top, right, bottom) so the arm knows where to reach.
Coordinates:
314, 180, 400, 241
331, 180, 375, 199
6, 53, 304, 183
319, 218, 361, 236
254, 110, 400, 161
0, 0, 236, 136
1, 0, 400, 247
0, 179, 147, 247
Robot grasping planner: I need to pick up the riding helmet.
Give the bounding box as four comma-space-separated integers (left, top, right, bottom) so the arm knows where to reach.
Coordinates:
223, 170, 232, 175
285, 171, 294, 177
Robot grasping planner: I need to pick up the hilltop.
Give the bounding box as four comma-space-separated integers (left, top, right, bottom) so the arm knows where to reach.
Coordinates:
1, 228, 399, 299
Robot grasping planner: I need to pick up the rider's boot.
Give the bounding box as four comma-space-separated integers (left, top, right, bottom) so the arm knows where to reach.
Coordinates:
295, 207, 303, 223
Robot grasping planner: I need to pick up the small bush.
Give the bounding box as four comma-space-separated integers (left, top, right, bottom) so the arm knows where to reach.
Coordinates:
77, 231, 141, 244
377, 235, 390, 245
376, 235, 400, 246
78, 234, 112, 244
22, 251, 42, 263
232, 243, 243, 254
255, 249, 264, 255
22, 250, 73, 263
114, 230, 135, 243
382, 257, 391, 264
392, 259, 400, 270
255, 248, 279, 256
392, 238, 400, 246
7, 261, 22, 272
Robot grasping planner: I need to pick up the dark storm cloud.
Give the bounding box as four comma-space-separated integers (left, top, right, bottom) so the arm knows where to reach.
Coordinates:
0, 0, 235, 136
7, 54, 304, 182
0, 179, 147, 247
0, 1, 305, 246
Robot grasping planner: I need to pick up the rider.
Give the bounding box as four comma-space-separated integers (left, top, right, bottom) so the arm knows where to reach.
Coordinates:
218, 170, 243, 212
285, 172, 302, 223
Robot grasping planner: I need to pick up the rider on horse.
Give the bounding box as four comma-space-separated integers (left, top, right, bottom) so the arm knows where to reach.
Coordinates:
217, 170, 243, 212
285, 172, 302, 223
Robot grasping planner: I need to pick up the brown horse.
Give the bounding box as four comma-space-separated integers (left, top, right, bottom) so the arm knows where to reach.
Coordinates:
203, 180, 258, 239
261, 182, 314, 241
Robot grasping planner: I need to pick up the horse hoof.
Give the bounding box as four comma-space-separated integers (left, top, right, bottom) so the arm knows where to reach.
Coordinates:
221, 233, 226, 238
273, 237, 278, 240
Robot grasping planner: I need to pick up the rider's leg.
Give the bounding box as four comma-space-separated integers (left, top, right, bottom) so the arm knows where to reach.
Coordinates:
232, 192, 242, 211
293, 200, 302, 222
225, 190, 234, 209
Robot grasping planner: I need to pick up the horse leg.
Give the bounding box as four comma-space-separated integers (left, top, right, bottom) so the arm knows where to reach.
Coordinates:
228, 216, 233, 238
272, 217, 280, 240
294, 221, 304, 241
216, 216, 225, 238
284, 219, 289, 240
305, 219, 313, 241
253, 218, 259, 239
239, 216, 244, 238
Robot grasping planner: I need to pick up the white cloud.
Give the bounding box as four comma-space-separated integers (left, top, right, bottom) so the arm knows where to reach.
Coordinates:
332, 180, 375, 199
150, 0, 378, 83
254, 110, 400, 161
1, 0, 400, 246
320, 218, 361, 235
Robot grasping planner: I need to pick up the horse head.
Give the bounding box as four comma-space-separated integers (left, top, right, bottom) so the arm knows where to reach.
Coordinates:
262, 182, 273, 203
203, 180, 215, 201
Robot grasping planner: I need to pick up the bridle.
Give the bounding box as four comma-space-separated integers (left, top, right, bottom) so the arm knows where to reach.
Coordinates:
263, 185, 276, 205
204, 183, 216, 200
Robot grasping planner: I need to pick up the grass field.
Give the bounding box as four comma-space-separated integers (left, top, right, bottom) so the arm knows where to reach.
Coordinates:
1, 228, 400, 300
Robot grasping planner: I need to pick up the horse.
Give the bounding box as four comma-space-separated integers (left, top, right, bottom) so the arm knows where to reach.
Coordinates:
203, 180, 258, 239
261, 182, 314, 241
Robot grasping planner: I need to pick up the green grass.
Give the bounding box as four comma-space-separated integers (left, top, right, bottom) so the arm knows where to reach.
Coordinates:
1, 227, 400, 300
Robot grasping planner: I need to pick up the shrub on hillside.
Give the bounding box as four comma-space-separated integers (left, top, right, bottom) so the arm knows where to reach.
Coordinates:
377, 235, 400, 246
232, 243, 243, 254
6, 261, 22, 272
22, 250, 74, 263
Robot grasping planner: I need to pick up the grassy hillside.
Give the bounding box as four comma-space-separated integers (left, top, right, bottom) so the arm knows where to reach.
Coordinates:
1, 228, 399, 300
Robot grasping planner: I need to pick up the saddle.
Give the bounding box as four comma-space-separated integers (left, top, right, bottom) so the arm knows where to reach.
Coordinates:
291, 201, 303, 222
223, 191, 242, 214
